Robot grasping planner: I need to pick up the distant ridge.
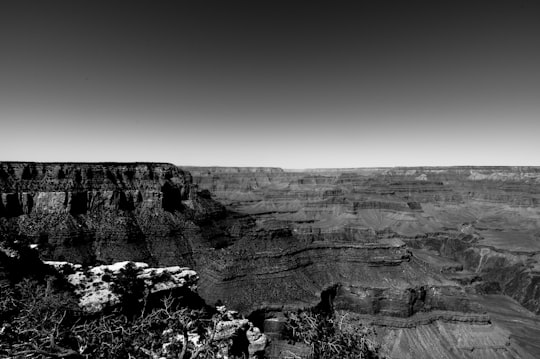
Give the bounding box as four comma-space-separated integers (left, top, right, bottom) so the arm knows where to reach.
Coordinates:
184, 165, 540, 174
183, 166, 284, 173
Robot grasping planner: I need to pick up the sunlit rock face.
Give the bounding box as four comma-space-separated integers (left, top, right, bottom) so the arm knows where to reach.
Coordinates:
47, 260, 198, 313
46, 260, 268, 358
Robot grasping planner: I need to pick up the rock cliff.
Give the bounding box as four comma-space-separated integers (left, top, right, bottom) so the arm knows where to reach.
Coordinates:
3, 163, 540, 358
188, 165, 540, 358
0, 162, 226, 267
188, 166, 540, 312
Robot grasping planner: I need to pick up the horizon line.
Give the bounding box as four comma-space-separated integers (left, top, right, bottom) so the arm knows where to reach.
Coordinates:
2, 160, 540, 171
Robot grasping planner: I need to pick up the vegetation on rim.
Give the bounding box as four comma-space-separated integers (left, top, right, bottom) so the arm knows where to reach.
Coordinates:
0, 277, 224, 359
282, 309, 381, 359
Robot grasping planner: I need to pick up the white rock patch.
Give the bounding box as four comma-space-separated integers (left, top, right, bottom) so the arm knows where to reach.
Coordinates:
46, 261, 198, 313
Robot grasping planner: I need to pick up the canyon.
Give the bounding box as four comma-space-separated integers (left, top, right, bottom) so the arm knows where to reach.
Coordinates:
1, 162, 540, 358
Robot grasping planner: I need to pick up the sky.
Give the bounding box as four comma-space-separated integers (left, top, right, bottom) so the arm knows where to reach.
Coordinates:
1, 1, 539, 168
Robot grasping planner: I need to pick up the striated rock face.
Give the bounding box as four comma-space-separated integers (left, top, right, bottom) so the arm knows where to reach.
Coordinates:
0, 162, 226, 267
195, 236, 481, 318
188, 166, 540, 358
4, 162, 540, 358
188, 166, 540, 312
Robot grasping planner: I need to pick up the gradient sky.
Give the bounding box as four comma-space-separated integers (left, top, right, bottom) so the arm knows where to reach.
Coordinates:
1, 1, 539, 168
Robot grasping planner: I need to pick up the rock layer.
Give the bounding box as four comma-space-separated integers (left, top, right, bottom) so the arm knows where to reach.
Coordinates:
188, 166, 540, 313
0, 162, 226, 267
3, 163, 540, 358
188, 166, 540, 358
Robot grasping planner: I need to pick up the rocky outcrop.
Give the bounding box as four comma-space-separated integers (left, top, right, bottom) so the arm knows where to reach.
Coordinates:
47, 260, 199, 312
195, 236, 481, 318
411, 236, 540, 315
46, 259, 269, 358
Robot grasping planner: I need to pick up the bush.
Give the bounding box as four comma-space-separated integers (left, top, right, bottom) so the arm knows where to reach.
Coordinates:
1, 280, 225, 359
1, 278, 381, 359
0, 278, 80, 358
282, 310, 380, 359
110, 262, 147, 318
72, 295, 221, 359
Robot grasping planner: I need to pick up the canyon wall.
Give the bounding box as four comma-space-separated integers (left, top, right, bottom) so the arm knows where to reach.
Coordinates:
2, 163, 540, 358
0, 162, 226, 268
187, 165, 540, 358
187, 166, 540, 314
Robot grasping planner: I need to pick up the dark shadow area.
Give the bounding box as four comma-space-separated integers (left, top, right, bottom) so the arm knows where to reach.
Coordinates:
110, 190, 134, 211
69, 191, 88, 215
24, 193, 33, 214
248, 309, 267, 333
161, 181, 183, 212
315, 284, 340, 314
4, 194, 22, 217
229, 324, 250, 359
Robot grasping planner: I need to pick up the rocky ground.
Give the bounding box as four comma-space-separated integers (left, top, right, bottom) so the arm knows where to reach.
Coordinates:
1, 162, 540, 358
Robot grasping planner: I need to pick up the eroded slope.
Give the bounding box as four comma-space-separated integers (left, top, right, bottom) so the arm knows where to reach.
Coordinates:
188, 166, 540, 358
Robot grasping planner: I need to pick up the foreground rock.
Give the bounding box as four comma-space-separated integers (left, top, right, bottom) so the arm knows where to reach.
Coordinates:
46, 260, 269, 358
47, 260, 199, 312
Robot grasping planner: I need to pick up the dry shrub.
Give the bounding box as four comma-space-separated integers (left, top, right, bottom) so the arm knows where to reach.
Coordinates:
282, 310, 380, 359
0, 280, 224, 359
